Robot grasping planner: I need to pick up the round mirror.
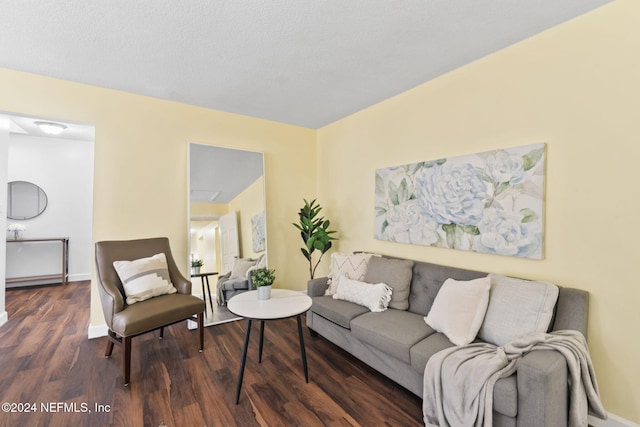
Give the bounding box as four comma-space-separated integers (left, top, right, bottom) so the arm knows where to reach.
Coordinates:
6, 181, 48, 220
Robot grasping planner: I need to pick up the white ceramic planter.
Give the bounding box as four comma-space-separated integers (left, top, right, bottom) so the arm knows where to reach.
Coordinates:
257, 285, 272, 300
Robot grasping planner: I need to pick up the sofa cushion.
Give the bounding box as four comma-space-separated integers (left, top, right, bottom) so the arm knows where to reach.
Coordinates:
364, 256, 414, 310
408, 262, 487, 316
425, 276, 491, 345
351, 309, 435, 364
311, 296, 369, 329
326, 252, 376, 295
409, 332, 455, 373
333, 277, 392, 312
478, 274, 559, 346
112, 293, 205, 336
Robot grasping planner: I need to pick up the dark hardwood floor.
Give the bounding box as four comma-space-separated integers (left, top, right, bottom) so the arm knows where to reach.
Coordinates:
0, 282, 423, 427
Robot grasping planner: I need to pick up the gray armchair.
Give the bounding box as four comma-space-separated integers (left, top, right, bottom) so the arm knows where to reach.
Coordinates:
216, 253, 267, 306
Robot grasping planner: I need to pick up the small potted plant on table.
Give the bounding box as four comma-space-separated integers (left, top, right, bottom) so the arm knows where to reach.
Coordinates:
191, 259, 203, 275
251, 268, 276, 300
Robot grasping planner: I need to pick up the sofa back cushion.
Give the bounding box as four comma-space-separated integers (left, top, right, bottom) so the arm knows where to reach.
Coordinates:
364, 256, 414, 310
408, 261, 486, 316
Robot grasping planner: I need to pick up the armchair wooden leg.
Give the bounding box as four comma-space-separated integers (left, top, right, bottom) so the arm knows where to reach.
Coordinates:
123, 336, 132, 386
105, 339, 115, 358
198, 312, 204, 352
159, 327, 164, 340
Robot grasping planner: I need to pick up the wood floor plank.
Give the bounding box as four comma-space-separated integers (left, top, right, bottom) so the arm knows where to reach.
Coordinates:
0, 282, 423, 427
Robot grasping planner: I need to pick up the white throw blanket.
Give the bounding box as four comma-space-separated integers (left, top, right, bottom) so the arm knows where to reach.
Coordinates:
423, 330, 607, 427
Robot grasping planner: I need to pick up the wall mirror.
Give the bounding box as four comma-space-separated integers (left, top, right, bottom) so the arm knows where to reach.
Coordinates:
188, 143, 266, 277
7, 180, 48, 220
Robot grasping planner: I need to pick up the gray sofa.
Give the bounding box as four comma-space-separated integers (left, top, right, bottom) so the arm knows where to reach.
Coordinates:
306, 256, 589, 427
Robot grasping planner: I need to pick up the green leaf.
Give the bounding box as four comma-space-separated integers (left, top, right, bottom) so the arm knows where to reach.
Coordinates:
494, 182, 510, 197
442, 224, 457, 248
306, 235, 316, 250
523, 147, 545, 171
461, 225, 480, 236
375, 206, 387, 216
375, 173, 386, 197
398, 178, 409, 204
388, 181, 400, 206
520, 208, 538, 223
300, 248, 310, 261
406, 162, 423, 175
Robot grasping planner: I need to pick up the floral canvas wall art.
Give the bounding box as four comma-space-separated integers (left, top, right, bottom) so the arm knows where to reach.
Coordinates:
251, 211, 266, 252
374, 143, 545, 259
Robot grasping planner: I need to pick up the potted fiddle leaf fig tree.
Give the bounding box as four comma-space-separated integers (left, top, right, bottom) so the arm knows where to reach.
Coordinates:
293, 198, 338, 279
251, 268, 276, 300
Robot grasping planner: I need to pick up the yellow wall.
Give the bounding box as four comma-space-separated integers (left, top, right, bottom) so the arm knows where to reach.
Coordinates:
228, 176, 266, 259
190, 202, 228, 218
317, 1, 639, 422
0, 68, 316, 330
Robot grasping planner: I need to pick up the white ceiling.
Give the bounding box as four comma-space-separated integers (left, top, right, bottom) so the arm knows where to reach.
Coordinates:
7, 115, 94, 142
0, 1, 612, 129
189, 144, 263, 204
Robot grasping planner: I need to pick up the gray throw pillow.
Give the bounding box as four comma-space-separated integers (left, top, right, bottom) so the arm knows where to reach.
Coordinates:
477, 273, 559, 346
363, 256, 414, 310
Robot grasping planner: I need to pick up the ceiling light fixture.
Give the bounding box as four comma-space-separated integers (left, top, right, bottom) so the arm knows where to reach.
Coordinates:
35, 121, 67, 135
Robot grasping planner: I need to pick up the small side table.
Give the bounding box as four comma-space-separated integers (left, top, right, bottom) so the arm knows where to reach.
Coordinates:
227, 289, 312, 404
190, 272, 218, 313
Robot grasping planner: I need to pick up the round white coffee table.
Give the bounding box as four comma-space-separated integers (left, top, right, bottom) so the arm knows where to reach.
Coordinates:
227, 289, 312, 404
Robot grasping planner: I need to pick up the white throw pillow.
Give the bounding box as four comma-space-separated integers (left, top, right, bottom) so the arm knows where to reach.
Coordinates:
229, 258, 256, 279
477, 273, 559, 346
325, 252, 376, 296
113, 253, 177, 305
425, 277, 491, 346
332, 276, 392, 313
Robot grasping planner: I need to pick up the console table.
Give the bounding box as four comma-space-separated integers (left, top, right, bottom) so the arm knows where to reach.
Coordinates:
6, 237, 69, 286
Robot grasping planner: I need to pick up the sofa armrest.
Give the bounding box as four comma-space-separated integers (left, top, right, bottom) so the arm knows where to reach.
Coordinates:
307, 277, 329, 297
516, 350, 568, 427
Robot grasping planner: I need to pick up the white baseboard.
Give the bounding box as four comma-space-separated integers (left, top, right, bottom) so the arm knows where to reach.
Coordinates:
69, 273, 91, 282
590, 414, 640, 427
0, 310, 7, 328
87, 323, 108, 339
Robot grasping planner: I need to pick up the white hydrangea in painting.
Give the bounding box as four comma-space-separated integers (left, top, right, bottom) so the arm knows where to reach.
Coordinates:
383, 200, 439, 245
415, 162, 487, 226
374, 143, 545, 259
474, 208, 541, 257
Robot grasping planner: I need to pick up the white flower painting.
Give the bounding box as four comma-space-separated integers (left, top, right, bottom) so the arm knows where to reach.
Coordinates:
375, 143, 545, 259
251, 211, 266, 252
